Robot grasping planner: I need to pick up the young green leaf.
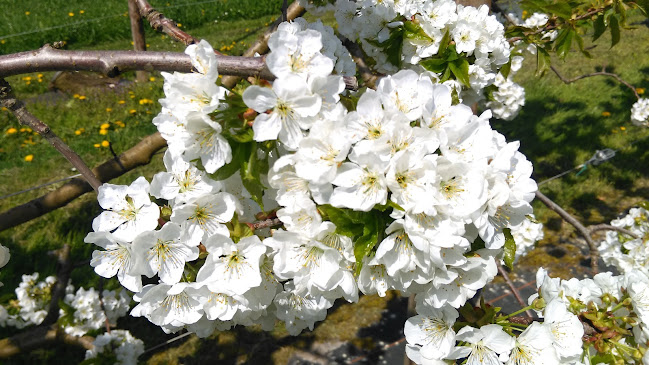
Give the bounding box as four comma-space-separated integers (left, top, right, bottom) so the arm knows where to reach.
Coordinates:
554, 28, 574, 59
239, 142, 266, 210
609, 15, 620, 48
592, 14, 606, 42
449, 58, 471, 87
503, 228, 516, 270
536, 47, 551, 77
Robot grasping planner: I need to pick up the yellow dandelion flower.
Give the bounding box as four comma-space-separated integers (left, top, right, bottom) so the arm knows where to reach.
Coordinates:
100, 123, 110, 129
129, 109, 137, 114
24, 154, 34, 162
177, 23, 182, 27
139, 99, 153, 105
25, 11, 30, 15
637, 88, 646, 95
73, 94, 80, 99
115, 121, 125, 128
99, 129, 108, 135
68, 12, 74, 16
74, 129, 82, 135
105, 107, 112, 112
79, 10, 85, 14
149, 76, 156, 82
601, 111, 611, 117
621, 126, 626, 131
101, 140, 110, 147
78, 95, 86, 100
94, 143, 101, 148
118, 100, 126, 104
6, 128, 17, 134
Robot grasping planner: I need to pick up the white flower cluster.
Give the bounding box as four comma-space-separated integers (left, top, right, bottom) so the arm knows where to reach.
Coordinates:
483, 55, 526, 121
61, 287, 131, 337
510, 214, 544, 261
84, 16, 536, 342
0, 273, 55, 328
599, 206, 649, 275
0, 273, 130, 336
631, 98, 649, 127
84, 329, 144, 365
405, 270, 584, 364
334, 0, 510, 88
532, 268, 649, 363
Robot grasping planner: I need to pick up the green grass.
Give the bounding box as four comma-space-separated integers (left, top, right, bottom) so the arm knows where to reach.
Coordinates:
0, 0, 282, 54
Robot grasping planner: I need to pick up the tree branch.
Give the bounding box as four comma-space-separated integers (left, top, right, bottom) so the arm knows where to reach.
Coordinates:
588, 224, 640, 240
0, 45, 357, 90
247, 218, 283, 231
0, 79, 102, 191
134, 0, 200, 46
42, 244, 72, 326
0, 132, 167, 232
550, 65, 640, 100
0, 324, 94, 358
341, 37, 380, 89
496, 261, 533, 319
535, 191, 600, 273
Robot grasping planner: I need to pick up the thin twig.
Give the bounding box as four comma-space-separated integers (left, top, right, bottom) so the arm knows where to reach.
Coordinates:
507, 6, 605, 43
550, 65, 640, 100
340, 37, 380, 89
0, 132, 167, 232
588, 224, 640, 239
247, 218, 283, 231
496, 261, 533, 319
535, 191, 600, 273
134, 0, 200, 46
42, 244, 72, 326
0, 79, 102, 191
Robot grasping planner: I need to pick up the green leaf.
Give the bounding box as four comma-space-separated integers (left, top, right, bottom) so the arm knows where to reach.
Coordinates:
437, 29, 451, 56
403, 20, 431, 42
440, 65, 452, 82
419, 57, 448, 74
449, 58, 471, 87
385, 26, 405, 67
535, 47, 551, 77
609, 15, 620, 48
573, 33, 591, 58
503, 228, 516, 270
239, 142, 266, 210
554, 28, 574, 59
500, 58, 512, 79
592, 14, 606, 42
616, 1, 628, 26
318, 205, 364, 237
544, 2, 573, 19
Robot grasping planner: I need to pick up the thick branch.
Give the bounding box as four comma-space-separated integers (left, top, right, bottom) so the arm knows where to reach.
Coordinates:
0, 324, 94, 358
247, 218, 283, 231
221, 1, 305, 89
0, 45, 357, 89
588, 224, 640, 240
550, 65, 640, 100
128, 0, 148, 82
134, 0, 200, 46
0, 79, 102, 191
341, 37, 380, 89
0, 132, 167, 232
535, 191, 599, 273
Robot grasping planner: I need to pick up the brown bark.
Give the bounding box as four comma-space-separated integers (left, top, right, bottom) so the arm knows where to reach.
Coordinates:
134, 0, 200, 46
128, 0, 148, 82
0, 325, 94, 358
0, 132, 167, 232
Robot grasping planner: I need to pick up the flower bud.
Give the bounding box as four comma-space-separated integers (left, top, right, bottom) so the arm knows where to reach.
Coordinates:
160, 205, 172, 221
532, 297, 546, 311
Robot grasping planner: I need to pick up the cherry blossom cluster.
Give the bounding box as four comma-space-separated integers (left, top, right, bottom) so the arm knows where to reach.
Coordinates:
510, 213, 544, 262
483, 55, 526, 121
84, 329, 144, 365
81, 9, 541, 340
599, 206, 649, 276
631, 98, 649, 127
532, 268, 649, 363
334, 0, 510, 97
404, 289, 584, 364
0, 272, 130, 336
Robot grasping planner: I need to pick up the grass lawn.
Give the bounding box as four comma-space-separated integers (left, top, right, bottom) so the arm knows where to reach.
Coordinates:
0, 2, 647, 364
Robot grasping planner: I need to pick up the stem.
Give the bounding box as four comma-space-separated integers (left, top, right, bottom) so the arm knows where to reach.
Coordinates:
496, 261, 533, 319
499, 305, 535, 321
0, 79, 102, 191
